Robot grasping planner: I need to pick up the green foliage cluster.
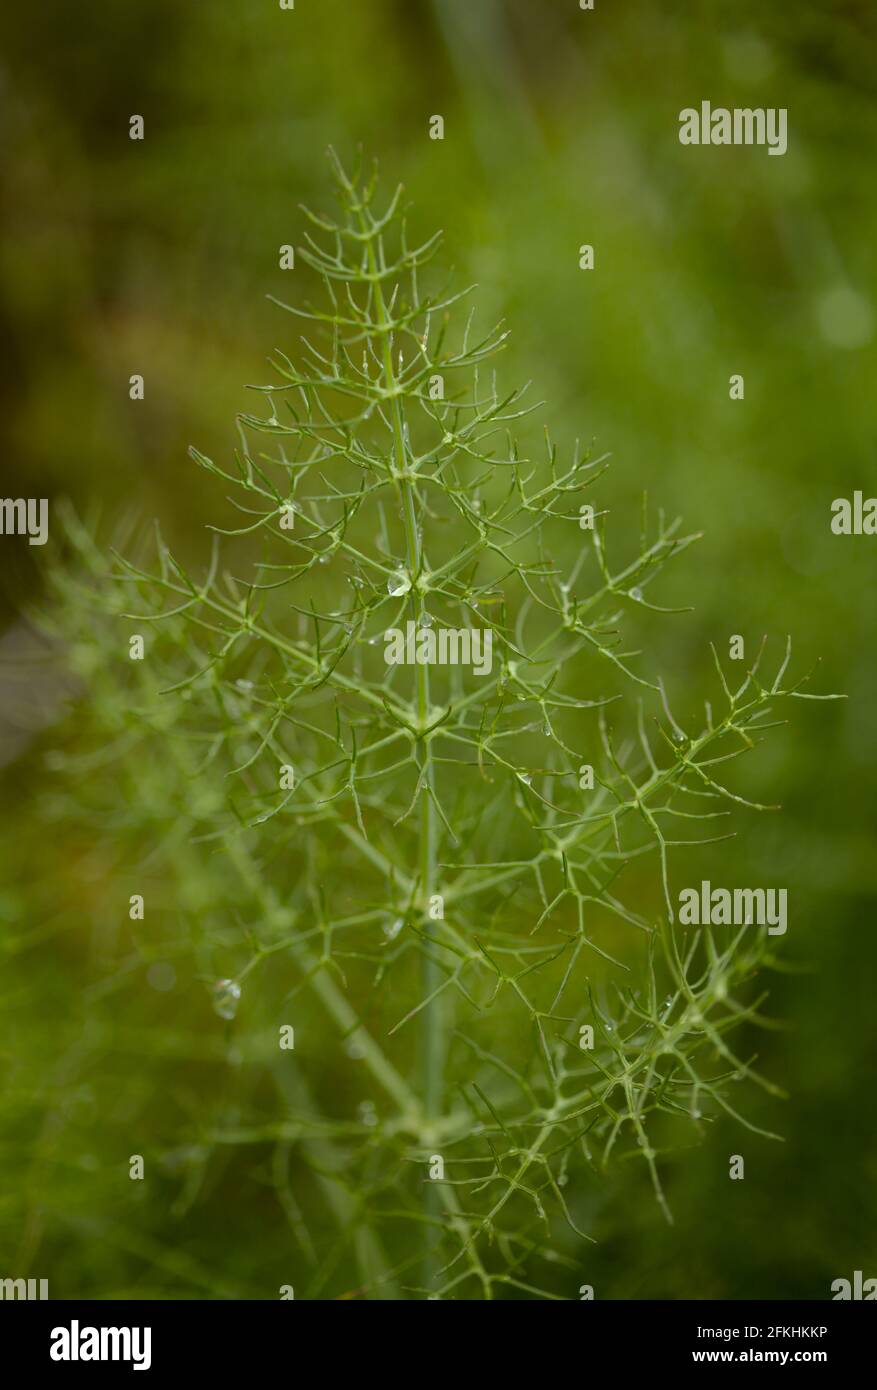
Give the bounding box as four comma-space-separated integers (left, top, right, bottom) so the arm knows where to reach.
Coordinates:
10, 154, 839, 1298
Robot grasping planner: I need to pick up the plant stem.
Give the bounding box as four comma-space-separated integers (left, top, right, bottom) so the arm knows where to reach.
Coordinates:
362, 213, 445, 1287
408, 489, 444, 1287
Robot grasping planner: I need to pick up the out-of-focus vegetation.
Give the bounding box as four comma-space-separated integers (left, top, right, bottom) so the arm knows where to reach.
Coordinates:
1, 0, 875, 1298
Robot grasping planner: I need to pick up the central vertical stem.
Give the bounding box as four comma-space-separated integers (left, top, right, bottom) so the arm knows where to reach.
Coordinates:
363, 217, 444, 1286
400, 482, 443, 1124
400, 462, 443, 1289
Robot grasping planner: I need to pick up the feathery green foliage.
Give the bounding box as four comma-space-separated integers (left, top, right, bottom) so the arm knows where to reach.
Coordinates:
19, 151, 840, 1299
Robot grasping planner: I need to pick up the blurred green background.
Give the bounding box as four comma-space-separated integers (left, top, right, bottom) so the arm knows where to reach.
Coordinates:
1, 0, 875, 1297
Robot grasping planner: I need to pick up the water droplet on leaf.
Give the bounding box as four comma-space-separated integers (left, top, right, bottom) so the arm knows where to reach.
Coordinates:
387, 570, 411, 597
211, 979, 241, 1021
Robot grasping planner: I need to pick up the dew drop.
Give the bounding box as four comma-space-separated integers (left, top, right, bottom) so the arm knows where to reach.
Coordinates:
345, 1037, 366, 1060
630, 587, 643, 601
383, 917, 403, 941
211, 979, 241, 1021
318, 554, 330, 565
358, 1100, 378, 1128
518, 772, 532, 786
387, 570, 411, 597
